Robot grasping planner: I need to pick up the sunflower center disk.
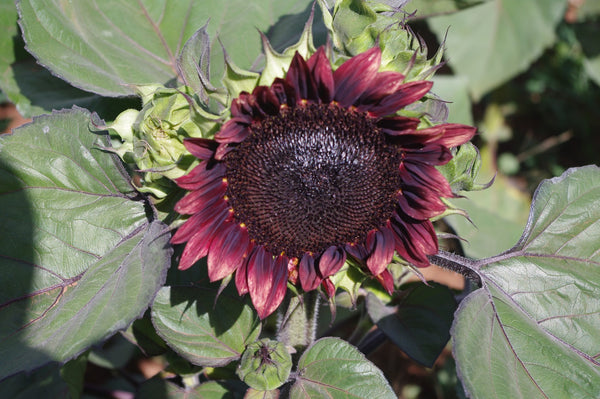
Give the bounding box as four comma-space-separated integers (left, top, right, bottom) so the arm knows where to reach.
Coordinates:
225, 103, 401, 259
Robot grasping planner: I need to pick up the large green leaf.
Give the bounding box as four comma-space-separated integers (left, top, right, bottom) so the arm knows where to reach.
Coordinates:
0, 3, 139, 118
428, 0, 567, 99
0, 108, 171, 379
290, 337, 396, 398
151, 285, 261, 367
366, 283, 457, 368
17, 0, 313, 97
451, 166, 600, 398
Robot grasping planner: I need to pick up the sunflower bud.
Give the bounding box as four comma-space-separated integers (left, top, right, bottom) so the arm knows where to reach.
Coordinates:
237, 339, 292, 391
109, 85, 219, 197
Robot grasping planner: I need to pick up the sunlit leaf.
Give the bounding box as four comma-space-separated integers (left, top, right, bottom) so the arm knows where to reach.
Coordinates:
17, 0, 313, 97
0, 108, 171, 379
290, 337, 396, 398
452, 166, 600, 398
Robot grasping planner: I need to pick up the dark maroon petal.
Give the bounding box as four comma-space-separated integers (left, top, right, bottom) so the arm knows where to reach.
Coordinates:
362, 80, 433, 117
230, 92, 254, 119
375, 270, 394, 295
235, 258, 250, 295
390, 213, 437, 267
174, 176, 226, 214
299, 253, 321, 291
271, 78, 296, 107
286, 51, 318, 102
182, 138, 218, 160
366, 224, 395, 276
247, 247, 289, 319
215, 119, 249, 144
306, 47, 334, 103
397, 189, 446, 220
377, 116, 421, 136
415, 123, 477, 148
318, 246, 346, 278
251, 85, 280, 116
403, 145, 453, 165
401, 162, 453, 198
333, 47, 381, 107
321, 278, 336, 297
171, 199, 228, 244
207, 222, 250, 282
355, 71, 405, 113
345, 243, 368, 261
175, 161, 225, 190
176, 206, 231, 270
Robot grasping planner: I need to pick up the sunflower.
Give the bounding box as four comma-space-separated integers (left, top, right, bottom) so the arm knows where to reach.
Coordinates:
171, 46, 476, 318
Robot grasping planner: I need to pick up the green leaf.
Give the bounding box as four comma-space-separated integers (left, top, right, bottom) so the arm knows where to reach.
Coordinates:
452, 166, 600, 398
366, 283, 457, 368
428, 0, 567, 99
0, 2, 138, 118
151, 285, 261, 367
17, 0, 313, 97
137, 376, 246, 399
431, 75, 473, 125
404, 0, 490, 17
290, 337, 396, 398
0, 363, 71, 398
0, 108, 171, 379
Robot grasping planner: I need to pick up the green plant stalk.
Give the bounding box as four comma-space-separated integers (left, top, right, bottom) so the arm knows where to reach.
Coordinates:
276, 291, 319, 354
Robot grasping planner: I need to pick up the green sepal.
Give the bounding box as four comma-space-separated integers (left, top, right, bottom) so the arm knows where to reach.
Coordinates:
222, 52, 260, 103
438, 142, 492, 193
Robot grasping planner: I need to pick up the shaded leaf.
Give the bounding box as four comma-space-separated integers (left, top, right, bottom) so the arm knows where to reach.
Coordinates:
366, 283, 457, 368
290, 337, 396, 398
0, 108, 171, 379
452, 166, 600, 398
137, 376, 246, 399
151, 285, 261, 367
0, 363, 71, 398
428, 0, 566, 99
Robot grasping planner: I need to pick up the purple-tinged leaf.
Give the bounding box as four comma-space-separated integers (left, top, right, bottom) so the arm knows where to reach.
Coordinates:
151, 285, 261, 367
444, 166, 600, 398
0, 108, 171, 380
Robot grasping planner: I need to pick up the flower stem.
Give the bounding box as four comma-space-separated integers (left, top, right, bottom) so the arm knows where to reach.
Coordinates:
277, 291, 320, 354
428, 250, 482, 285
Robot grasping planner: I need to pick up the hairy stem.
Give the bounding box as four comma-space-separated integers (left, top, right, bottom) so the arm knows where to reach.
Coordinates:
428, 250, 482, 285
277, 291, 319, 353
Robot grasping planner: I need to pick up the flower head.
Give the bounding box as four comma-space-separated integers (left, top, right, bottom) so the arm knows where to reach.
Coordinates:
172, 46, 476, 318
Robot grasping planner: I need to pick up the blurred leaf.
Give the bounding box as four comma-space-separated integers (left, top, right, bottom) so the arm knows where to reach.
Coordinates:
290, 337, 396, 398
59, 354, 88, 399
428, 0, 567, 99
151, 285, 261, 367
245, 388, 280, 399
0, 363, 71, 399
366, 283, 457, 368
0, 108, 171, 379
453, 166, 600, 398
445, 147, 530, 258
431, 75, 473, 125
137, 376, 246, 399
404, 0, 489, 17
17, 0, 313, 97
574, 20, 600, 87
88, 335, 139, 370
121, 314, 168, 357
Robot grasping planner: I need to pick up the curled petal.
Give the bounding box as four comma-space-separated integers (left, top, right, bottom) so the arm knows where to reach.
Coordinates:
174, 176, 226, 214
377, 116, 421, 136
271, 78, 296, 107
299, 253, 321, 291
207, 222, 250, 281
334, 47, 381, 107
176, 205, 231, 270
183, 138, 218, 160
286, 51, 318, 102
345, 243, 368, 261
251, 85, 280, 116
247, 248, 289, 319
397, 189, 446, 220
171, 199, 229, 244
416, 123, 477, 148
321, 278, 336, 298
390, 213, 437, 267
362, 81, 432, 117
306, 46, 334, 103
403, 145, 453, 165
366, 224, 396, 276
175, 161, 225, 190
215, 119, 249, 144
375, 270, 395, 295
318, 246, 346, 278
401, 162, 453, 198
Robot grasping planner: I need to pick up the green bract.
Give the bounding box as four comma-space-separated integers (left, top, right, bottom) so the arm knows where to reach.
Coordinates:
237, 339, 292, 391
109, 85, 220, 197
